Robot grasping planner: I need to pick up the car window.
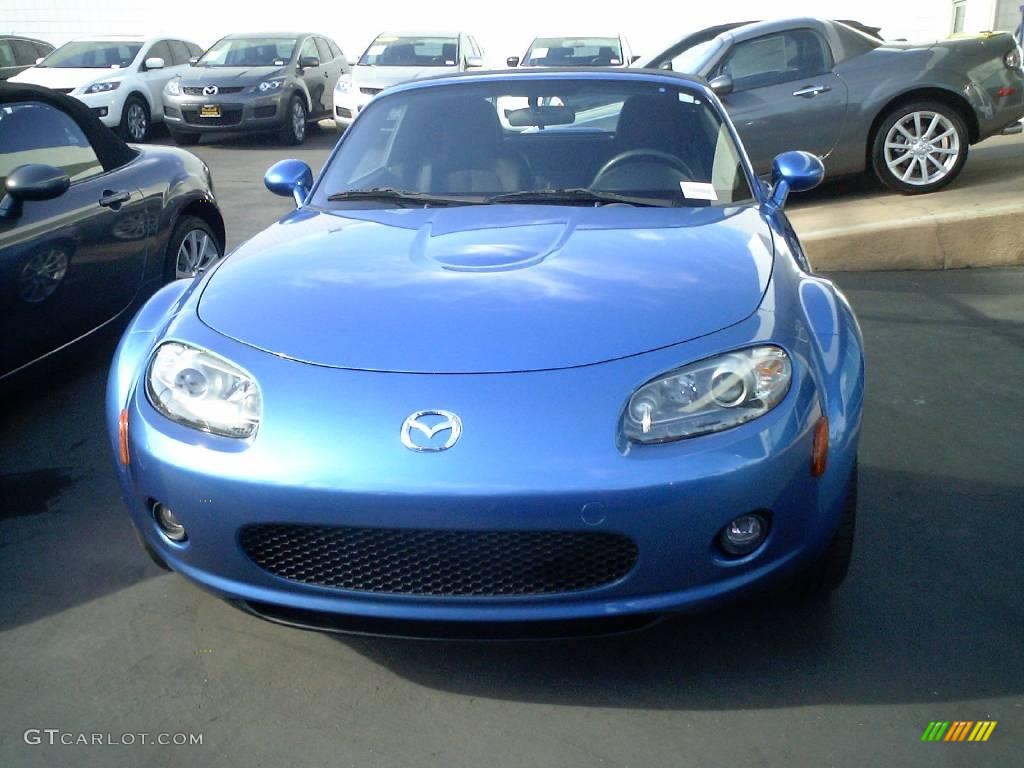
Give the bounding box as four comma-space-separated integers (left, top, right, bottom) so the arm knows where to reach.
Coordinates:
186, 42, 204, 58
314, 38, 332, 63
39, 40, 142, 68
524, 37, 624, 67
0, 101, 103, 189
720, 29, 832, 91
359, 36, 460, 67
34, 42, 55, 59
0, 40, 14, 68
299, 38, 319, 64
147, 41, 173, 67
197, 37, 297, 67
11, 39, 39, 65
169, 40, 191, 66
327, 39, 344, 60
315, 80, 753, 207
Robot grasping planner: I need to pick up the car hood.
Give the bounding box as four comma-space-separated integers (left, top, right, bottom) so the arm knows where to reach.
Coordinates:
8, 66, 121, 89
180, 66, 285, 85
198, 205, 774, 373
351, 65, 456, 89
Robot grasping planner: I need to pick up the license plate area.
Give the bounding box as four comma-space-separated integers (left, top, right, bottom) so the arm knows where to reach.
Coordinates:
199, 105, 222, 118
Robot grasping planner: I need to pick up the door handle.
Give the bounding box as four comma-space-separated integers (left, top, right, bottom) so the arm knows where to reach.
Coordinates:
99, 190, 131, 209
793, 85, 831, 98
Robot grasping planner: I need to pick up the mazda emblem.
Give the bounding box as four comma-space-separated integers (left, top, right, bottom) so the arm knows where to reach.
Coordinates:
401, 410, 462, 452
203, 85, 218, 96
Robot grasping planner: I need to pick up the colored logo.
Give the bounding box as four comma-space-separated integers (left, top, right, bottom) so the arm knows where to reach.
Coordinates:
921, 721, 997, 742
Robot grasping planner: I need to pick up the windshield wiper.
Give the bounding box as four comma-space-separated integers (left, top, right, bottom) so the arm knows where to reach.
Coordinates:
327, 188, 486, 207
487, 188, 674, 207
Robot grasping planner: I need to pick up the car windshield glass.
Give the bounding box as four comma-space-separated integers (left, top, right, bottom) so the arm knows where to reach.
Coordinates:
39, 41, 142, 68
524, 37, 623, 66
669, 39, 722, 74
314, 79, 754, 209
197, 38, 297, 67
358, 36, 460, 67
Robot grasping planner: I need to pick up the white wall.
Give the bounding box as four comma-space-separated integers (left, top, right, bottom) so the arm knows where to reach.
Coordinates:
1, 0, 955, 61
958, 0, 1023, 33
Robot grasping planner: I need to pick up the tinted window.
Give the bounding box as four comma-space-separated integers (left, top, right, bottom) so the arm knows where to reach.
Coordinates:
186, 42, 203, 58
721, 30, 832, 91
300, 38, 319, 63
197, 37, 297, 67
315, 38, 332, 62
0, 40, 14, 68
34, 41, 55, 58
315, 80, 752, 206
147, 41, 173, 67
40, 40, 142, 68
0, 101, 103, 188
169, 40, 191, 65
11, 39, 40, 65
524, 37, 624, 67
359, 36, 459, 67
327, 39, 343, 60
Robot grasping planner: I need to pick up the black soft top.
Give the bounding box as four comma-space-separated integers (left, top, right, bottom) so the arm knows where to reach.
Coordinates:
0, 81, 138, 171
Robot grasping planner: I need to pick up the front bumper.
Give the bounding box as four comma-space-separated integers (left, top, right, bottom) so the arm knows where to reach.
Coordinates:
73, 88, 127, 127
109, 313, 859, 628
163, 88, 288, 133
333, 88, 375, 126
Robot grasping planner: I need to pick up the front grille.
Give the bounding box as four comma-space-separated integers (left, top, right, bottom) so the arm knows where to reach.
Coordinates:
183, 86, 244, 95
240, 524, 638, 597
181, 107, 243, 126
360, 87, 383, 96
335, 106, 352, 118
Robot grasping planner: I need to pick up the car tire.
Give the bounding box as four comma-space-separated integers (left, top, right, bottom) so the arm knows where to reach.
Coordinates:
163, 215, 222, 283
871, 101, 969, 195
168, 129, 201, 146
279, 94, 307, 145
119, 94, 150, 143
792, 463, 857, 596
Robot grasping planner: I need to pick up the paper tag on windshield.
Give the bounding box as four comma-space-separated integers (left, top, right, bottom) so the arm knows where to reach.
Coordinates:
610, 58, 621, 65
531, 47, 548, 59
680, 182, 717, 201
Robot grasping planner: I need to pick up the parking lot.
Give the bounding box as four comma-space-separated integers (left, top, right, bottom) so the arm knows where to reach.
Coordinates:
0, 121, 1022, 766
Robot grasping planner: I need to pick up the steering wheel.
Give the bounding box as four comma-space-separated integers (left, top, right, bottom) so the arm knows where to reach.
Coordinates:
592, 149, 696, 189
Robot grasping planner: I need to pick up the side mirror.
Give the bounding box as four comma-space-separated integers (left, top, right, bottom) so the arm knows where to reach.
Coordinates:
465, 55, 484, 69
264, 159, 314, 207
506, 56, 520, 68
708, 74, 733, 97
35, 57, 45, 65
189, 56, 199, 65
629, 54, 641, 65
0, 164, 71, 220
144, 57, 165, 71
768, 151, 824, 209
299, 56, 319, 70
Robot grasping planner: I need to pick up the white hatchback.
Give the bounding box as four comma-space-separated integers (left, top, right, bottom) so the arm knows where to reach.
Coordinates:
8, 35, 203, 142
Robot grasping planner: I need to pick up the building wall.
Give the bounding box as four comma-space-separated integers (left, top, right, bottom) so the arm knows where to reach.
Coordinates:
957, 0, 1023, 33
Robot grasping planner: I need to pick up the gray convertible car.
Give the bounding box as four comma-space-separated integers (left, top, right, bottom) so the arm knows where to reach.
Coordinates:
644, 18, 1024, 193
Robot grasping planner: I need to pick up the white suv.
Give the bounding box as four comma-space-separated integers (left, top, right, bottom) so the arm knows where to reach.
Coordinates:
334, 32, 485, 129
506, 35, 636, 69
9, 35, 203, 142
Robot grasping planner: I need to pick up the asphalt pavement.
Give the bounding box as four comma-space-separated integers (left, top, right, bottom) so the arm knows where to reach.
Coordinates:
0, 124, 1022, 768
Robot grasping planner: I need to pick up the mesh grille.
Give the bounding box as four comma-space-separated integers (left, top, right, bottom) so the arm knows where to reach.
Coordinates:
183, 86, 244, 95
240, 524, 638, 597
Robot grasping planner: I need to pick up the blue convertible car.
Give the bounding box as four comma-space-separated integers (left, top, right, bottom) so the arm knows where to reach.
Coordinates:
108, 69, 865, 637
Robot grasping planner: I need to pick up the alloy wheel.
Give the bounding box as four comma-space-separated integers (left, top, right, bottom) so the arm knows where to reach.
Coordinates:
127, 102, 148, 142
292, 101, 306, 142
883, 111, 961, 187
18, 248, 69, 303
175, 229, 220, 279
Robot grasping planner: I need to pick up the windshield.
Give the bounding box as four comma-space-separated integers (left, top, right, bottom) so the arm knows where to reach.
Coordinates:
197, 37, 297, 67
524, 37, 623, 67
667, 39, 722, 74
39, 41, 142, 68
314, 79, 754, 209
358, 36, 459, 67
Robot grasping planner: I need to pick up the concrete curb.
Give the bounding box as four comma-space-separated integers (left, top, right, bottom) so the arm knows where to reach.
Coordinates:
797, 202, 1024, 271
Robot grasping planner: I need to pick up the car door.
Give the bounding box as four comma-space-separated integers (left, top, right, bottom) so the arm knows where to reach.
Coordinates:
297, 37, 327, 117
315, 37, 341, 113
712, 28, 849, 174
0, 100, 148, 378
139, 40, 178, 119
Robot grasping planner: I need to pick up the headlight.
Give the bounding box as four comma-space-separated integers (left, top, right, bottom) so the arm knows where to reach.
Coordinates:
257, 78, 285, 93
166, 79, 181, 96
146, 342, 262, 438
82, 81, 121, 94
335, 76, 352, 93
624, 346, 791, 444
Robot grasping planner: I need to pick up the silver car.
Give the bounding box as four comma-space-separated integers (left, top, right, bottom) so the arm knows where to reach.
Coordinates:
644, 18, 1024, 194
164, 33, 349, 145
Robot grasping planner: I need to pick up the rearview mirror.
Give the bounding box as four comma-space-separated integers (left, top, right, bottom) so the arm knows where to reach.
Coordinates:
506, 56, 520, 68
465, 55, 484, 69
708, 74, 733, 97
768, 151, 824, 209
506, 105, 576, 128
265, 159, 314, 207
144, 57, 165, 71
299, 56, 319, 70
0, 164, 71, 220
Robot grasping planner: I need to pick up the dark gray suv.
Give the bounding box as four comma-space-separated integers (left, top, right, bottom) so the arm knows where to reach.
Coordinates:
163, 33, 349, 145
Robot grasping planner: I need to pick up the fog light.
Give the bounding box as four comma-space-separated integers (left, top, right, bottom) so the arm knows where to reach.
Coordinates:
719, 513, 768, 556
153, 502, 187, 542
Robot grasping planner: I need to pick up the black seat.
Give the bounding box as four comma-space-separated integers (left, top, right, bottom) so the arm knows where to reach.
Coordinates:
605, 94, 713, 180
